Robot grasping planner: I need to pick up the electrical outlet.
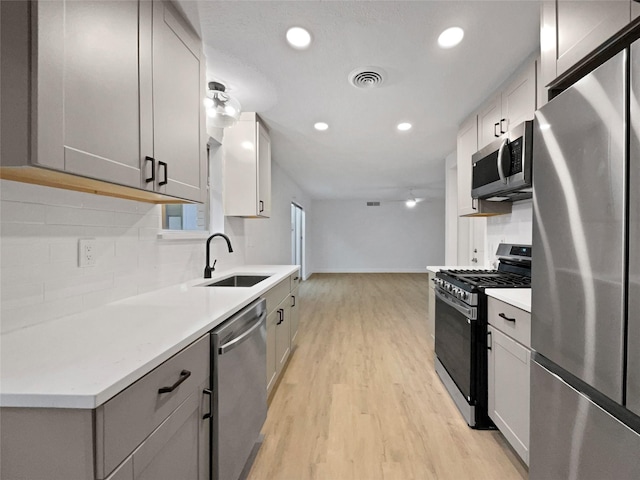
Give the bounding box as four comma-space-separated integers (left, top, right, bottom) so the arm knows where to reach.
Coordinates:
78, 238, 97, 268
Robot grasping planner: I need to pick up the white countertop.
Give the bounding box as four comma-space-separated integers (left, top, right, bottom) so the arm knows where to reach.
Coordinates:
0, 265, 299, 409
485, 288, 531, 313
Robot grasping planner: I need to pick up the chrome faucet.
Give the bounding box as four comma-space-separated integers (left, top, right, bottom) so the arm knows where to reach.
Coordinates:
204, 233, 233, 279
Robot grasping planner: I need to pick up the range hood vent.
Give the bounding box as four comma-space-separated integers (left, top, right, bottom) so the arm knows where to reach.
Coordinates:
366, 201, 381, 206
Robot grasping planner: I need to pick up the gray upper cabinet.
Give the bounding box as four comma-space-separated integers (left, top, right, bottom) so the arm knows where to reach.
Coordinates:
35, 0, 142, 188
477, 60, 536, 150
0, 0, 206, 204
541, 0, 632, 86
634, 0, 640, 19
143, 1, 207, 203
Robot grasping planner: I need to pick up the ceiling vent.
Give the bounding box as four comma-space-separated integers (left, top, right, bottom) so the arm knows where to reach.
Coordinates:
349, 67, 386, 89
366, 201, 381, 206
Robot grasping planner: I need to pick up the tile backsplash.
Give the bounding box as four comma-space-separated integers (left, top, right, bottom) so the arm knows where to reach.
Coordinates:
0, 180, 207, 334
486, 200, 533, 266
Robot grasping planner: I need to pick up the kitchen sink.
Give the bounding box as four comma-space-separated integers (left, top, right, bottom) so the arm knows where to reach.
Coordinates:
203, 275, 270, 287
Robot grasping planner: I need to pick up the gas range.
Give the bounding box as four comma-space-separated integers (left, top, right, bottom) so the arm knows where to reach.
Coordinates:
435, 244, 532, 306
433, 243, 531, 429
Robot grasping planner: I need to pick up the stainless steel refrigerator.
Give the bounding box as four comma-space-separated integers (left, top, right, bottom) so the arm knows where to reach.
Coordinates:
531, 38, 640, 479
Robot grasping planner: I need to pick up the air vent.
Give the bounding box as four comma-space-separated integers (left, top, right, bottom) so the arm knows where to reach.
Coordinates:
349, 67, 386, 89
366, 201, 381, 207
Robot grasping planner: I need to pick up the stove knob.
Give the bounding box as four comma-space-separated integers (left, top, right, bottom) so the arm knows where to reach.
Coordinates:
457, 290, 464, 299
463, 292, 469, 301
447, 284, 453, 292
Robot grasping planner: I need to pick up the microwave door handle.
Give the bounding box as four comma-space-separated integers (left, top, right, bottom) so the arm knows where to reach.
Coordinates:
496, 138, 510, 185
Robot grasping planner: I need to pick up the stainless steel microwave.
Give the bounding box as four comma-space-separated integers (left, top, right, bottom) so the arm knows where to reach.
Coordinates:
471, 120, 533, 201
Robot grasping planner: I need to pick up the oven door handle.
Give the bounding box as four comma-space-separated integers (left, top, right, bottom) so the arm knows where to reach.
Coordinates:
497, 138, 510, 185
434, 288, 475, 319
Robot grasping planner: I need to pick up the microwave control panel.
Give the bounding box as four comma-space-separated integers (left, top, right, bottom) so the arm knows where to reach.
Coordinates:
509, 137, 524, 174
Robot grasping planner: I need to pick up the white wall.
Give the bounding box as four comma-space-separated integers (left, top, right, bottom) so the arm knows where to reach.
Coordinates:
486, 200, 533, 266
444, 151, 458, 265
311, 198, 445, 273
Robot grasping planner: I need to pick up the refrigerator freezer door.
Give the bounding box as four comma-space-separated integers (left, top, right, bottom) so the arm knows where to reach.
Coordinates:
628, 39, 640, 416
530, 360, 640, 480
532, 50, 627, 403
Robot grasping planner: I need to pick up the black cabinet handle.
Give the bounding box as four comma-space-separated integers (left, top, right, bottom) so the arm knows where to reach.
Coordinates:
487, 331, 492, 350
472, 197, 478, 210
259, 200, 264, 213
158, 161, 168, 186
202, 388, 212, 420
293, 276, 299, 281
145, 156, 155, 183
291, 295, 296, 307
500, 118, 507, 134
158, 369, 191, 394
494, 122, 500, 137
277, 308, 284, 325
499, 312, 516, 322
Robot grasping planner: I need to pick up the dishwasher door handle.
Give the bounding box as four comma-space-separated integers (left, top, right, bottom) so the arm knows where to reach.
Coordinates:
218, 312, 266, 355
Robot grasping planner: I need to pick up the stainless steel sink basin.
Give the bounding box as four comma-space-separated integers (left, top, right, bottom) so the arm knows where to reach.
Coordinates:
204, 275, 270, 287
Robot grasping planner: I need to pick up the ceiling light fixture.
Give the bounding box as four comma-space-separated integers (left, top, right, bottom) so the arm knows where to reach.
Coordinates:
397, 122, 412, 131
286, 26, 312, 49
205, 82, 241, 128
314, 122, 329, 131
438, 27, 464, 49
406, 190, 417, 208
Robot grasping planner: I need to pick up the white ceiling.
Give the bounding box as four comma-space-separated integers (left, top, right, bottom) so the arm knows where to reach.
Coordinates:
177, 1, 541, 201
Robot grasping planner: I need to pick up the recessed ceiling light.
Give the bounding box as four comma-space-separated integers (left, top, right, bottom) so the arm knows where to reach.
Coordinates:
438, 27, 464, 49
406, 199, 417, 208
397, 122, 412, 131
314, 122, 329, 131
286, 27, 312, 49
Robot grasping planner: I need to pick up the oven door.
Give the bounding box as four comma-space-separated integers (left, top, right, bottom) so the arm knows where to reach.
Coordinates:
434, 287, 476, 402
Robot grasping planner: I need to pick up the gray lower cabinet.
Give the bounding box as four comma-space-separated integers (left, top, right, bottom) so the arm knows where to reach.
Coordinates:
0, 0, 206, 204
290, 287, 300, 344
264, 271, 301, 397
0, 334, 210, 480
487, 297, 531, 465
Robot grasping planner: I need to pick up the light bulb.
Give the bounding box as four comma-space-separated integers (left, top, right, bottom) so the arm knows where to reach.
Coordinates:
286, 27, 312, 49
314, 122, 329, 131
397, 122, 412, 131
438, 27, 464, 49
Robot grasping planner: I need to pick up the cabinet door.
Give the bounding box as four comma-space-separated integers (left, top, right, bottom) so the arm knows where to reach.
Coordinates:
290, 289, 300, 344
556, 0, 630, 77
501, 61, 536, 131
266, 309, 278, 394
487, 326, 530, 465
456, 114, 477, 216
35, 1, 143, 187
132, 387, 209, 480
634, 0, 640, 19
149, 1, 206, 202
275, 303, 291, 376
257, 121, 272, 217
477, 95, 502, 150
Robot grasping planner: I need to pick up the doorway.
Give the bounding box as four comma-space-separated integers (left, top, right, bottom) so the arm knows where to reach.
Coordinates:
291, 202, 305, 278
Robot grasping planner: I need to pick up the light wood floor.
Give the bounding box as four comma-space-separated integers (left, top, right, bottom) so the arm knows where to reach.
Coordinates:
248, 273, 528, 480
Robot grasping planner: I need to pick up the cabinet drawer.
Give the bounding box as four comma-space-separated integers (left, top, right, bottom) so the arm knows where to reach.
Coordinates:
264, 278, 290, 315
290, 271, 300, 290
487, 297, 531, 348
97, 334, 210, 478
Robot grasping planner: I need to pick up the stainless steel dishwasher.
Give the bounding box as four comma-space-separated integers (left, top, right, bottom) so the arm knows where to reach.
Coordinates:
211, 298, 267, 480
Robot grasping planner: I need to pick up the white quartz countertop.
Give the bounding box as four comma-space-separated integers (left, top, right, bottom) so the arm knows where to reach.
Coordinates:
485, 288, 531, 313
0, 265, 299, 409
